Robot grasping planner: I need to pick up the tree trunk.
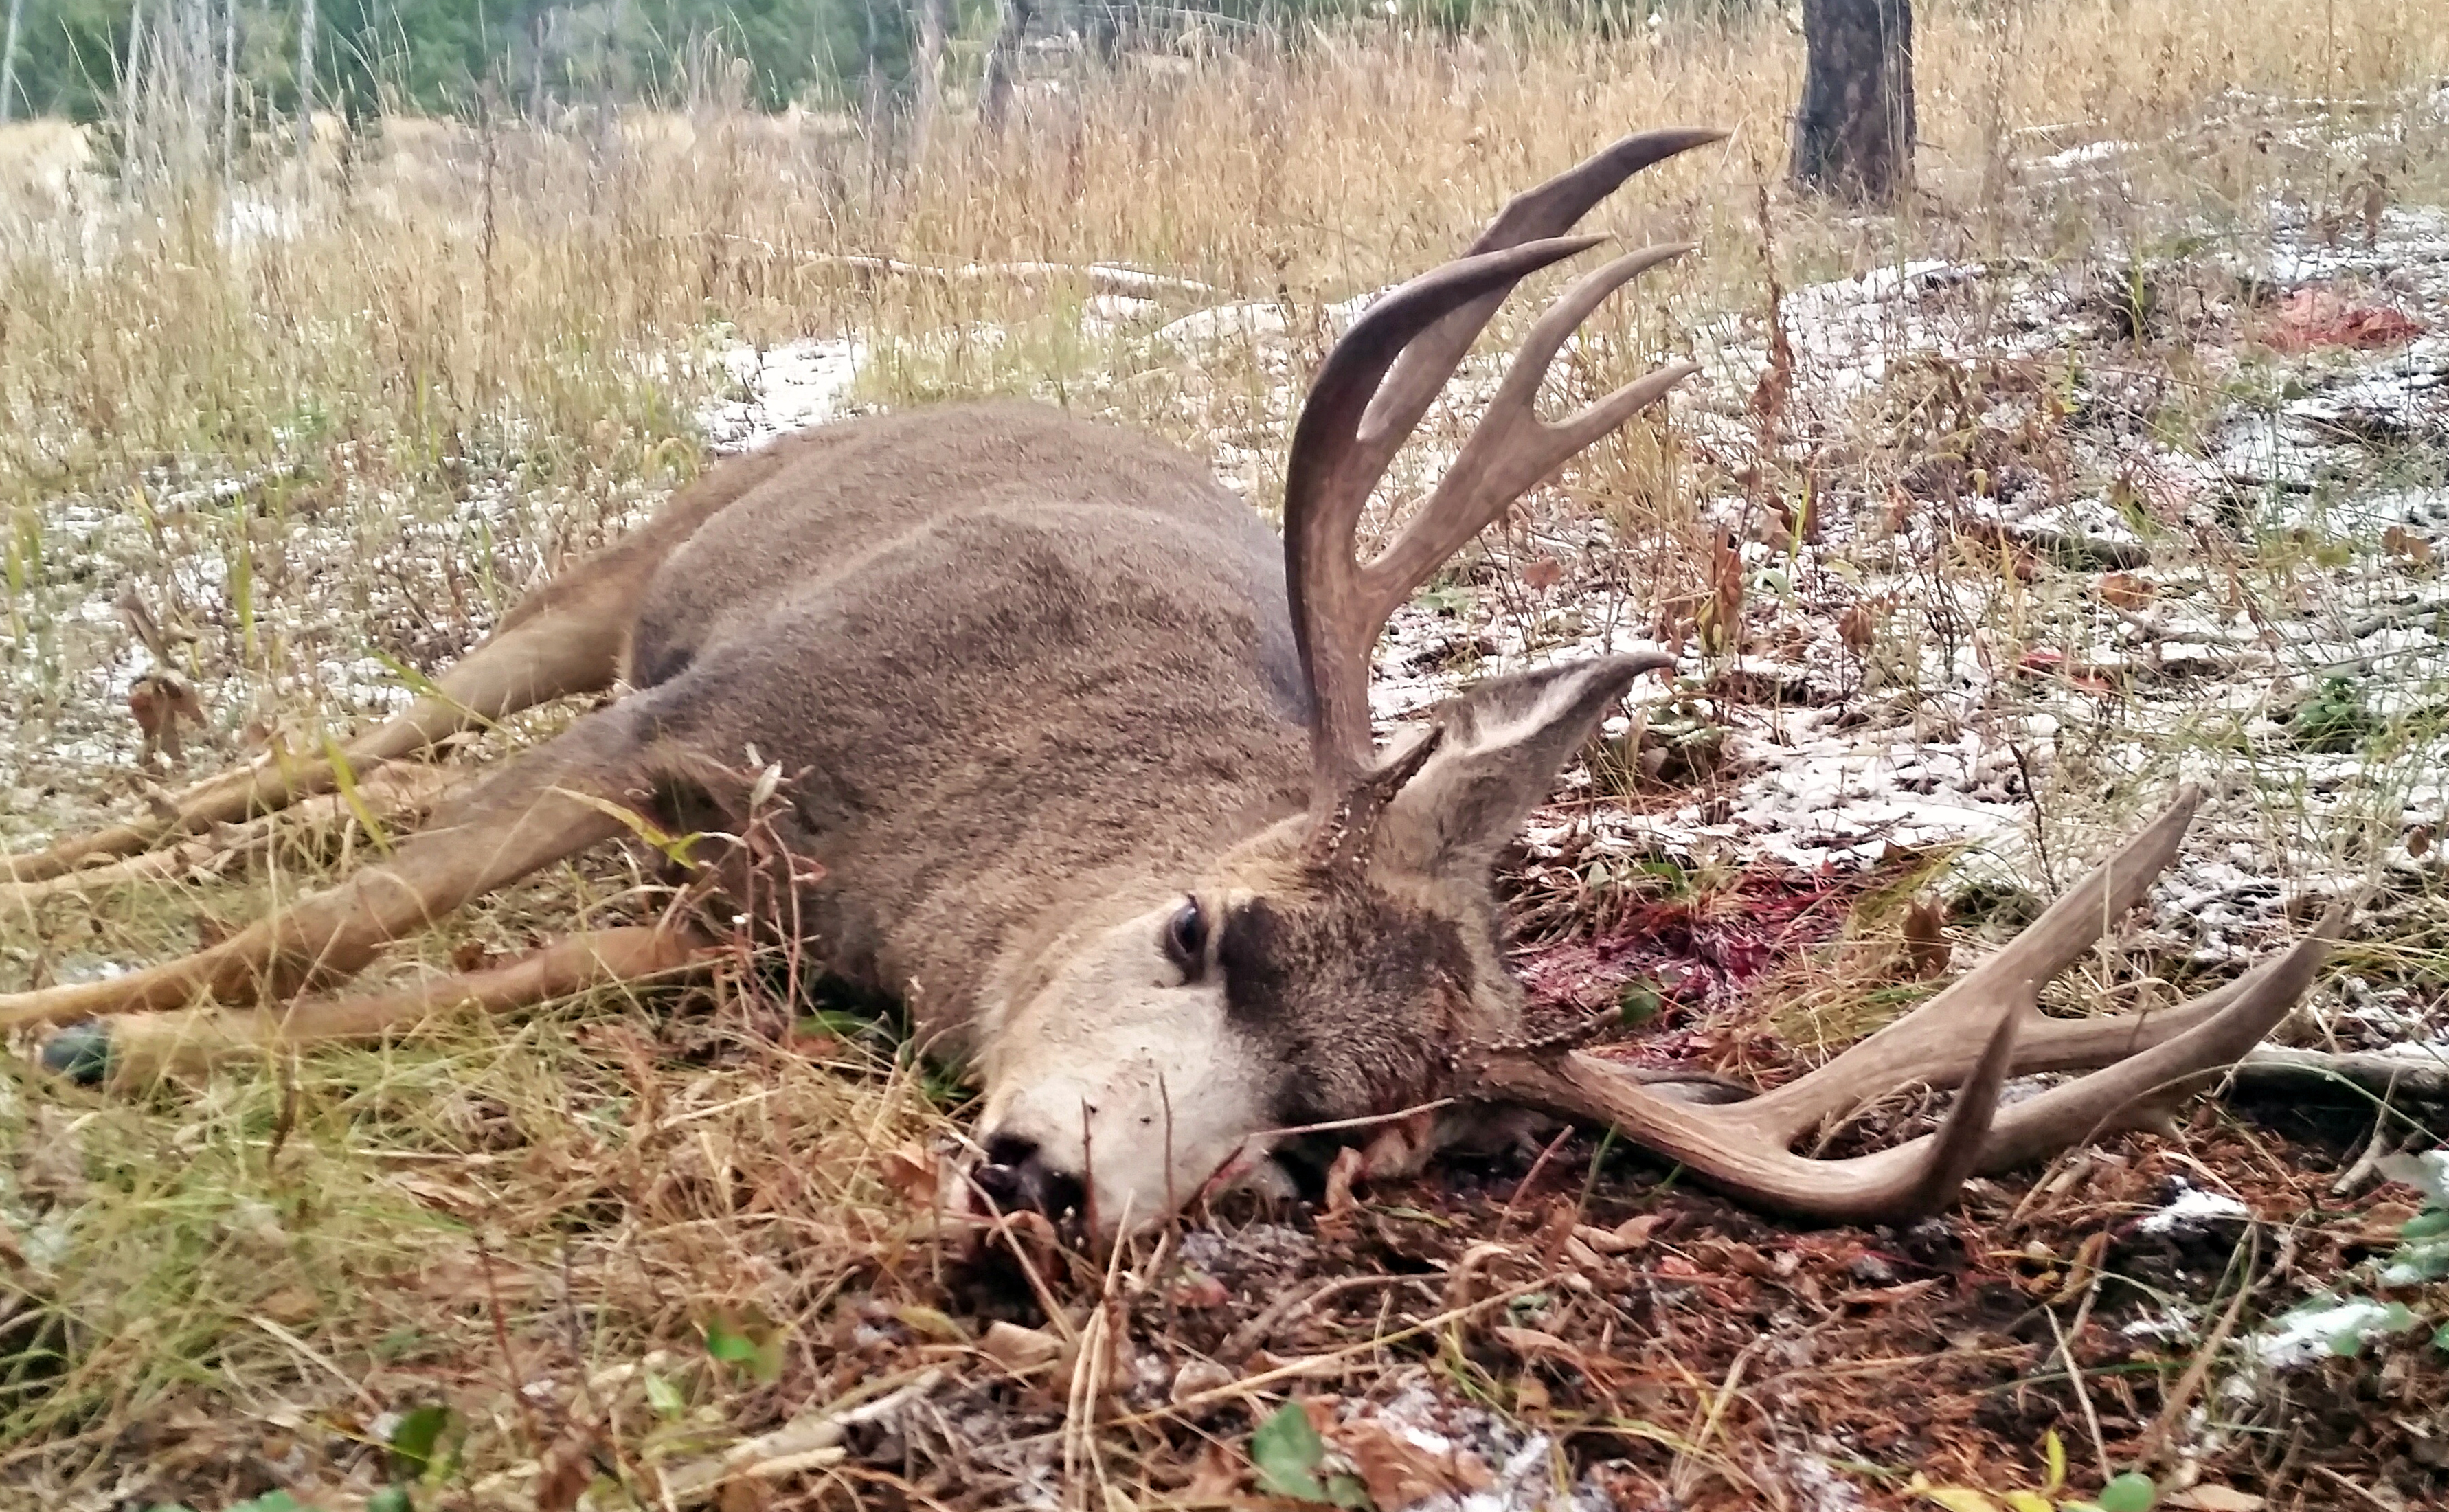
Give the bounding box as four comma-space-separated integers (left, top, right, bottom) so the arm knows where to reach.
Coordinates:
978, 0, 1036, 131
912, 0, 947, 159
0, 0, 23, 124
298, 0, 316, 160
1790, 0, 1915, 204
222, 0, 236, 182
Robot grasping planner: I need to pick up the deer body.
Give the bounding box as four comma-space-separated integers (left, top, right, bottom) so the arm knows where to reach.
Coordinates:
3, 128, 2341, 1247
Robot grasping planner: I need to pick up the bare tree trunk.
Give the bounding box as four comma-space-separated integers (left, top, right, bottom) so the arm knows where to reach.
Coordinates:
978, 0, 1035, 131
912, 0, 947, 159
222, 0, 236, 183
1, 0, 24, 124
1790, 0, 1915, 204
122, 0, 148, 177
298, 0, 316, 162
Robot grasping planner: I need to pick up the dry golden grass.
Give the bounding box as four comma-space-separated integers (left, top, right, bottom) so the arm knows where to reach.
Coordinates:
3, 3, 2448, 1508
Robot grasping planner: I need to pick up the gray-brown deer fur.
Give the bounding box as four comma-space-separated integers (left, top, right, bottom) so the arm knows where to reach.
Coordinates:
7, 126, 2347, 1245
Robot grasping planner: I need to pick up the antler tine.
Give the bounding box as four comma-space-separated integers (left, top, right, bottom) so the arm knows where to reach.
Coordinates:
1973, 907, 2344, 1173
1285, 235, 1610, 787
1737, 785, 2204, 1146
1368, 245, 1699, 600
1469, 1000, 2020, 1223
1358, 126, 1729, 464
1471, 916, 2340, 1222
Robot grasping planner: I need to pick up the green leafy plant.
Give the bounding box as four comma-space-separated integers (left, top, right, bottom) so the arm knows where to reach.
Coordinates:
1248, 1401, 1368, 1507
702, 1310, 787, 1384
2286, 676, 2376, 753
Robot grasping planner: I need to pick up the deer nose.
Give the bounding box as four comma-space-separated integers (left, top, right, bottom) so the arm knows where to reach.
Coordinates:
973, 1133, 1089, 1221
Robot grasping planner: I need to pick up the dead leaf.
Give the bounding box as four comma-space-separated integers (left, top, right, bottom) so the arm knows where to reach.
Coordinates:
1901, 896, 1952, 980
1838, 600, 1878, 651
1493, 1326, 1590, 1373
1520, 554, 1563, 594
2167, 1488, 2266, 1512
1885, 482, 1916, 536
2262, 287, 2423, 352
980, 1320, 1063, 1371
128, 673, 206, 766
1321, 1417, 1493, 1511
535, 1421, 605, 1512
255, 1287, 321, 1327
1444, 1241, 1526, 1309
451, 939, 493, 973
1180, 1438, 1245, 1501
1531, 1197, 1579, 1269
2382, 525, 2436, 565
716, 1478, 775, 1512
2408, 824, 2434, 859
1172, 1272, 1230, 1309
879, 1141, 939, 1206
1576, 1214, 1661, 1254
1171, 1358, 1233, 1403
2098, 572, 2156, 611
1698, 532, 1746, 655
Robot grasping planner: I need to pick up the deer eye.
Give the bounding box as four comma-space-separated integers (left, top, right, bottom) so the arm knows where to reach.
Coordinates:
1163, 898, 1208, 978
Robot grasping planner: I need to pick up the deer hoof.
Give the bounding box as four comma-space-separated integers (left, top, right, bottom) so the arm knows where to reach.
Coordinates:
38, 1022, 112, 1085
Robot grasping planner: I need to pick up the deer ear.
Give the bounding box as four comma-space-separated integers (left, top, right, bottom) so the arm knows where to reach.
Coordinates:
1376, 655, 1665, 876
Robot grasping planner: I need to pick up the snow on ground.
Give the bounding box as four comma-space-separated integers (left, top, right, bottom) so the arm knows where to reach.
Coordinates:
697, 335, 867, 454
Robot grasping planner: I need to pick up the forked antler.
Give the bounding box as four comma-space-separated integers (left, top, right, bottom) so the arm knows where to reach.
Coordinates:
1468, 787, 2347, 1221
1283, 126, 1724, 796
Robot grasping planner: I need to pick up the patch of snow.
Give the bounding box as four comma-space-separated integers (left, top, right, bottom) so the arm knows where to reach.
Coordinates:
2042, 139, 2138, 170
698, 336, 866, 453
2249, 1295, 2398, 1369
1153, 285, 1381, 351
1350, 1372, 1612, 1512
2141, 1182, 2251, 1235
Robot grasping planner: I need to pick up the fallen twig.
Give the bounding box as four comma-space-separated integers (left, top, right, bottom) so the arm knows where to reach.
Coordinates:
2234, 1045, 2449, 1103
714, 239, 1225, 300
651, 1368, 943, 1503
1216, 1272, 1431, 1365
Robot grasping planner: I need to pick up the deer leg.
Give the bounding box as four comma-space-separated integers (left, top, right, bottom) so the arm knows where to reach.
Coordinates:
41, 924, 714, 1088
0, 710, 644, 1031
0, 763, 463, 918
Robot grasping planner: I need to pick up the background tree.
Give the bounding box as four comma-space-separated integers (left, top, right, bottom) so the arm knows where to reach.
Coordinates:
1790, 0, 1914, 203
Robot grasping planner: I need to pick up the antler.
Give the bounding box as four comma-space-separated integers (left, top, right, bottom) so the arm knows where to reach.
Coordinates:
1467, 786, 2349, 1221
1283, 126, 1724, 797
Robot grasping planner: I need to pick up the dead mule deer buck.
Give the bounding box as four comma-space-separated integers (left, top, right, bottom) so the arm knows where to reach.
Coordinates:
3, 129, 2342, 1243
